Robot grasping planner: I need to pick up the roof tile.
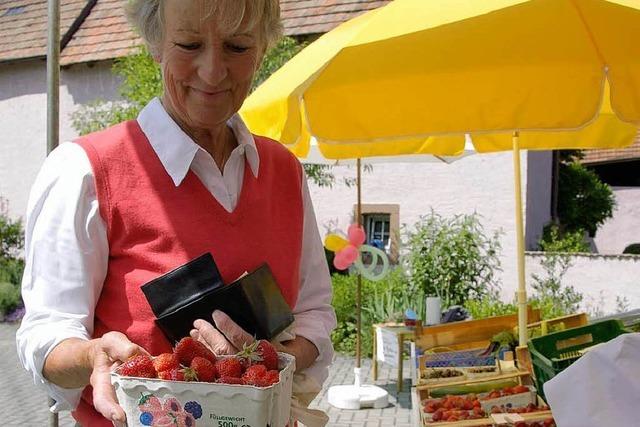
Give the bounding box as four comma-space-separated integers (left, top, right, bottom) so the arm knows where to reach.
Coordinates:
581, 133, 640, 164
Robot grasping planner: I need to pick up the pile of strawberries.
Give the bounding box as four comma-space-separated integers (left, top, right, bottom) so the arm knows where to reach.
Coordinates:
513, 419, 556, 427
489, 403, 551, 414
479, 384, 530, 400
423, 395, 486, 422
118, 337, 281, 387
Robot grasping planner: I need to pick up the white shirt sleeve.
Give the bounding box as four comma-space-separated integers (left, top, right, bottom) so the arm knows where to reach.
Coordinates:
15, 142, 109, 412
291, 167, 337, 386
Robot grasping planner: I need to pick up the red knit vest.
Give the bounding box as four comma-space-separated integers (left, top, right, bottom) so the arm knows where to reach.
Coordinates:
72, 120, 303, 425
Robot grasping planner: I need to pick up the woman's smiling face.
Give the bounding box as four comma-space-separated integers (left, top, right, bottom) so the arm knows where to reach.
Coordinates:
157, 0, 263, 132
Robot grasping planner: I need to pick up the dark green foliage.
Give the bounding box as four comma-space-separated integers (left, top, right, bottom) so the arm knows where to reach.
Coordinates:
623, 243, 640, 255
251, 36, 307, 90
538, 223, 590, 253
331, 268, 411, 357
558, 162, 614, 237
0, 198, 24, 315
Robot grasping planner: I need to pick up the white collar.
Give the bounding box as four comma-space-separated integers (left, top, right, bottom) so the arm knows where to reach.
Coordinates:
137, 97, 259, 186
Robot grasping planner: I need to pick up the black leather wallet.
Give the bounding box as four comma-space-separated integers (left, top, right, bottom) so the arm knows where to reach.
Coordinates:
141, 253, 294, 343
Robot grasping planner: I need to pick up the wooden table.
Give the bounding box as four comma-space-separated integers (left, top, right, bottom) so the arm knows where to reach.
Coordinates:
372, 323, 416, 393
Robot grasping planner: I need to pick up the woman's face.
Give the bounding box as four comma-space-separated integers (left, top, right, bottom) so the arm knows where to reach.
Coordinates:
157, 0, 263, 132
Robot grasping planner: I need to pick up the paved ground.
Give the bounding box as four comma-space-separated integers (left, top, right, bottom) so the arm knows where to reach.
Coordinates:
1, 322, 414, 426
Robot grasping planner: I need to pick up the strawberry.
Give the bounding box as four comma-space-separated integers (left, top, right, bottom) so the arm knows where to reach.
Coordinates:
174, 337, 216, 365
214, 357, 243, 378
157, 368, 185, 381
216, 376, 244, 385
153, 353, 180, 373
236, 339, 279, 371
242, 364, 269, 387
119, 354, 157, 378
256, 340, 279, 370
264, 369, 280, 386
188, 356, 217, 382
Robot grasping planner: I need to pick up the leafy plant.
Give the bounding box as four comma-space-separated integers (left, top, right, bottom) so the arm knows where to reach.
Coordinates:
403, 211, 503, 310
0, 281, 21, 317
465, 293, 517, 320
538, 223, 589, 253
0, 198, 24, 316
558, 162, 614, 237
623, 243, 640, 255
330, 268, 412, 356
529, 253, 583, 319
251, 36, 307, 90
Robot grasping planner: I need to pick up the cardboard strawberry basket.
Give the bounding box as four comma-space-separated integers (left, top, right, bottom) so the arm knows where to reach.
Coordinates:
111, 353, 295, 427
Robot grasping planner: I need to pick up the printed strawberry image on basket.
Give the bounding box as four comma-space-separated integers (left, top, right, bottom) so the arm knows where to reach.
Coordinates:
111, 337, 295, 427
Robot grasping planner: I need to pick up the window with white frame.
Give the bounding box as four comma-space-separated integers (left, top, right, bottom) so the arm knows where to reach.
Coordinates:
363, 213, 391, 252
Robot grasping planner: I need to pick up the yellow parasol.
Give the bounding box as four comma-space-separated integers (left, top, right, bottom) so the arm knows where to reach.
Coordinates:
241, 0, 640, 352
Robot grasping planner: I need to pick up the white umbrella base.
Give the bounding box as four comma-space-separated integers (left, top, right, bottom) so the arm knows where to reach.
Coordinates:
327, 384, 389, 410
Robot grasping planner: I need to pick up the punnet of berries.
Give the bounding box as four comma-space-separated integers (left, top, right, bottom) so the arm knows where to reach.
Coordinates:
116, 337, 282, 387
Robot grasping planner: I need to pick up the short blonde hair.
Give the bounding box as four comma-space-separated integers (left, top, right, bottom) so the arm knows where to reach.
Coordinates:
127, 0, 283, 56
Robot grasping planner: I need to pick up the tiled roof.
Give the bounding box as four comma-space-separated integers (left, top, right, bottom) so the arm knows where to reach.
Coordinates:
581, 132, 640, 165
1, 0, 390, 65
281, 0, 391, 36
60, 0, 142, 66
0, 0, 89, 62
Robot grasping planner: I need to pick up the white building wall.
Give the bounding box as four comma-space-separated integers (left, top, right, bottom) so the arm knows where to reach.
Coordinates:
0, 59, 121, 219
308, 150, 552, 301
592, 186, 640, 254
526, 252, 640, 315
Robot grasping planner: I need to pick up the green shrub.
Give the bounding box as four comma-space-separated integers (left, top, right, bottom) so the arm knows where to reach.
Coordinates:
558, 162, 614, 237
403, 211, 502, 310
466, 253, 583, 325
538, 223, 590, 253
0, 198, 25, 316
331, 268, 413, 356
623, 243, 640, 255
0, 281, 20, 316
465, 293, 517, 319
529, 253, 583, 319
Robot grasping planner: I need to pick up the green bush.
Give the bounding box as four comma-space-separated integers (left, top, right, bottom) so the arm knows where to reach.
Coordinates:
558, 162, 614, 237
623, 243, 640, 255
538, 223, 590, 253
529, 253, 583, 319
331, 268, 412, 357
0, 198, 25, 316
466, 253, 583, 326
465, 293, 517, 319
0, 281, 21, 316
403, 211, 502, 310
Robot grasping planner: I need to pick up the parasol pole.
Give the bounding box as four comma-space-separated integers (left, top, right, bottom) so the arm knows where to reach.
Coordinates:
47, 0, 60, 425
47, 0, 60, 155
355, 158, 362, 371
512, 131, 528, 347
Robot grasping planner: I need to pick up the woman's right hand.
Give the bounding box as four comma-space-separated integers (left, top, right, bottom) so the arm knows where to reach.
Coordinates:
89, 332, 150, 426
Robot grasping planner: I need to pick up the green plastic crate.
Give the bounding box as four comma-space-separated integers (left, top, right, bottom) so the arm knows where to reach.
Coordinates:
527, 319, 628, 399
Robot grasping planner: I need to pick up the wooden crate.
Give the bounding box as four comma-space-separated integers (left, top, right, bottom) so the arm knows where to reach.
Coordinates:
415, 307, 541, 353
526, 312, 588, 337
414, 371, 546, 427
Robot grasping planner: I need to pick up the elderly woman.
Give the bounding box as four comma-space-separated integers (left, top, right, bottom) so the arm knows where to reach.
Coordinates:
16, 0, 336, 425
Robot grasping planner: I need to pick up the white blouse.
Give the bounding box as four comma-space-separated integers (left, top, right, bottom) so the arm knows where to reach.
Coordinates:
16, 98, 336, 411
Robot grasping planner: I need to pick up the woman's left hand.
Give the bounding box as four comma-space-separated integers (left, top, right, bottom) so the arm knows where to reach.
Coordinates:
190, 310, 253, 354
191, 310, 319, 371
